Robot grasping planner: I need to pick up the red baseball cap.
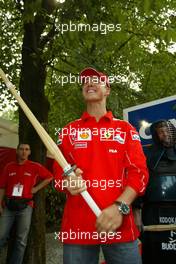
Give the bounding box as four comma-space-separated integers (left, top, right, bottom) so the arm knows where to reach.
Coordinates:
80, 67, 110, 88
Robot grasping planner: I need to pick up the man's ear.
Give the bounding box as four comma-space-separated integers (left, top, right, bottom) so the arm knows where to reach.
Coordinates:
105, 86, 110, 96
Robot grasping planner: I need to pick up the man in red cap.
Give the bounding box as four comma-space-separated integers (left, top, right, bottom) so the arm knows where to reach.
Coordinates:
54, 67, 149, 264
80, 67, 110, 89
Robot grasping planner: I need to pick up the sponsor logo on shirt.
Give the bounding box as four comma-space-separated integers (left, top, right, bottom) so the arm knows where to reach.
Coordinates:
9, 172, 16, 176
104, 131, 112, 139
74, 142, 88, 149
109, 149, 118, 153
130, 130, 140, 141
100, 130, 126, 144
24, 172, 32, 176
69, 129, 92, 144
100, 130, 114, 141
77, 129, 92, 141
113, 131, 126, 144
57, 133, 63, 145
69, 134, 77, 145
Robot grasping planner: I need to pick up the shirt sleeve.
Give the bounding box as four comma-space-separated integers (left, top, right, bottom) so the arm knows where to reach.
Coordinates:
124, 122, 149, 196
36, 163, 53, 180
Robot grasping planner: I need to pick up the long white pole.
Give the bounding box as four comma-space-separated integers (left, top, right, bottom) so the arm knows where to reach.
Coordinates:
0, 68, 101, 217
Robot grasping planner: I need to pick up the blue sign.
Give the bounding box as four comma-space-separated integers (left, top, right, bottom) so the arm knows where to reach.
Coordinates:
123, 95, 176, 147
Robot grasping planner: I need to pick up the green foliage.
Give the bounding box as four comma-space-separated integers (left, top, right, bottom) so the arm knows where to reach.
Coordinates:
0, 0, 22, 114
0, 109, 19, 122
45, 184, 66, 229
44, 0, 176, 123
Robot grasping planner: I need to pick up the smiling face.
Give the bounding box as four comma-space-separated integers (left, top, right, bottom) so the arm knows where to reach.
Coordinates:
82, 76, 110, 103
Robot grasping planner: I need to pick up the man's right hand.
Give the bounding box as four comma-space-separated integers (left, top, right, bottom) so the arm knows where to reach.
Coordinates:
65, 168, 87, 195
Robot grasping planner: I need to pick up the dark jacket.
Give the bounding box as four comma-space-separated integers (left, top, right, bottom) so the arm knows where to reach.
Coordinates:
144, 120, 176, 202
148, 120, 176, 172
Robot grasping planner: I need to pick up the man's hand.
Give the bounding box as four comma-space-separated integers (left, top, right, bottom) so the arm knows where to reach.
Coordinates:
31, 187, 38, 194
65, 168, 87, 195
31, 177, 53, 195
96, 204, 123, 233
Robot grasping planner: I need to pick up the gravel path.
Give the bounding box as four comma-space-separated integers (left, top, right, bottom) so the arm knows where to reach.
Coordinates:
46, 233, 63, 264
46, 233, 104, 264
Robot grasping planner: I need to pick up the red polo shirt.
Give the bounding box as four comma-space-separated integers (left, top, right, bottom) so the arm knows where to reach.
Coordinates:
0, 160, 53, 200
53, 111, 149, 244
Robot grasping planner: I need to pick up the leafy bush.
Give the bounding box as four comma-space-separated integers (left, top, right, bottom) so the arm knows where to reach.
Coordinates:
45, 182, 66, 231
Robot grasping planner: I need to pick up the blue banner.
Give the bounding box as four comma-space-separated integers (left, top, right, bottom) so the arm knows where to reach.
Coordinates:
123, 95, 176, 147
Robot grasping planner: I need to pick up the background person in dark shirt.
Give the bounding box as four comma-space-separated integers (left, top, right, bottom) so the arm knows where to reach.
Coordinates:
142, 120, 176, 264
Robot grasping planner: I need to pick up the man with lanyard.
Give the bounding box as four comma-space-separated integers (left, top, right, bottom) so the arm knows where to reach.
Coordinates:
53, 67, 149, 264
0, 143, 53, 264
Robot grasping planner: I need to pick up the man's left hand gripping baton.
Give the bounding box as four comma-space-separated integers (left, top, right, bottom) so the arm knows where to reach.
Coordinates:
0, 68, 101, 217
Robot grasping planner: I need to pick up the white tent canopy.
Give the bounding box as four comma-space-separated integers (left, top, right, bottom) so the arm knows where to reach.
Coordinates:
0, 117, 53, 158
0, 117, 18, 148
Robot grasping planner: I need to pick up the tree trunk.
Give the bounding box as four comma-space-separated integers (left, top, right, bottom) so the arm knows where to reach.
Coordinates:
19, 29, 48, 264
17, 1, 55, 263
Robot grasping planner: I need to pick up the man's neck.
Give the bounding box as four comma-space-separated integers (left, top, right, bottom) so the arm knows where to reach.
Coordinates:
17, 159, 27, 165
86, 101, 107, 122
